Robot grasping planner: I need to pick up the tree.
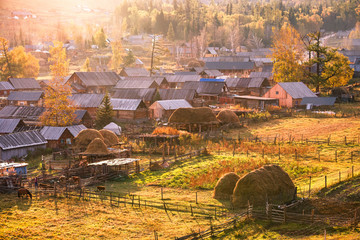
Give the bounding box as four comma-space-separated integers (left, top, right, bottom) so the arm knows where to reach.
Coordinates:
40, 41, 75, 127
95, 91, 113, 129
305, 32, 353, 92
82, 57, 91, 72
94, 28, 107, 48
123, 50, 136, 67
167, 22, 175, 41
110, 41, 123, 72
271, 25, 305, 83
0, 37, 39, 80
150, 35, 169, 76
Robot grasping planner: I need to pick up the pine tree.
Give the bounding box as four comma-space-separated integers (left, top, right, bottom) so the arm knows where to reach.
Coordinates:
95, 91, 113, 129
167, 22, 175, 41
82, 57, 91, 72
123, 50, 136, 67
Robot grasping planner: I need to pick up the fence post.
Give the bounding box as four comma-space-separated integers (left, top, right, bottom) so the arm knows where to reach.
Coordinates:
309, 176, 311, 198
339, 171, 341, 182
283, 207, 287, 223
351, 152, 354, 164
318, 150, 320, 162
352, 166, 354, 178
335, 150, 337, 163
311, 209, 315, 223
262, 148, 265, 159
196, 192, 198, 204
190, 204, 193, 216
345, 136, 347, 145
278, 147, 281, 160
295, 149, 297, 161
161, 187, 163, 200
325, 175, 327, 189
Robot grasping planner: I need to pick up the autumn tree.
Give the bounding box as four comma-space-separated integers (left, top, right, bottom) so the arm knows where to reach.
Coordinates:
110, 41, 123, 72
40, 41, 75, 127
0, 37, 39, 80
94, 28, 107, 48
95, 91, 113, 129
150, 35, 169, 76
123, 50, 136, 67
271, 25, 305, 82
82, 57, 91, 72
304, 32, 353, 92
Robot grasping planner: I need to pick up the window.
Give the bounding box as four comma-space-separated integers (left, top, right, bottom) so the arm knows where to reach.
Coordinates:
275, 91, 279, 95
66, 138, 71, 145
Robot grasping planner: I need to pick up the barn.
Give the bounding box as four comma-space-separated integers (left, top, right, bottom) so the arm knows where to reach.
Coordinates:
110, 99, 148, 120
263, 82, 317, 108
0, 131, 47, 161
149, 99, 192, 120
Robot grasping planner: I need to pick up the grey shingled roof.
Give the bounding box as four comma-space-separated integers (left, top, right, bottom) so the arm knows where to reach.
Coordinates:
226, 78, 251, 88
205, 61, 255, 70
68, 72, 120, 87
112, 88, 156, 101
201, 69, 223, 77
0, 119, 23, 134
121, 67, 150, 77
40, 124, 87, 140
110, 98, 146, 111
8, 78, 41, 90
0, 106, 45, 121
121, 76, 168, 86
165, 75, 201, 83
249, 72, 273, 78
152, 99, 192, 110
0, 82, 14, 91
159, 89, 196, 100
248, 77, 268, 88
114, 80, 158, 89
7, 91, 43, 101
0, 130, 47, 150
300, 97, 336, 106
197, 82, 226, 95
278, 82, 317, 99
69, 94, 105, 108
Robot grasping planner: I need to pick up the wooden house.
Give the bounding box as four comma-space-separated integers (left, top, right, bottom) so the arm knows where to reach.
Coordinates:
8, 78, 41, 91
65, 72, 120, 94
0, 131, 47, 161
234, 95, 278, 110
110, 99, 148, 120
158, 89, 196, 103
74, 110, 93, 128
226, 77, 271, 96
149, 99, 192, 120
69, 94, 105, 118
112, 88, 157, 107
204, 62, 255, 77
165, 75, 201, 88
263, 82, 317, 108
119, 67, 150, 77
0, 82, 14, 97
199, 69, 223, 79
183, 79, 228, 104
0, 119, 26, 135
203, 47, 219, 58
120, 76, 170, 89
40, 125, 87, 149
7, 91, 44, 106
114, 80, 159, 89
0, 106, 45, 125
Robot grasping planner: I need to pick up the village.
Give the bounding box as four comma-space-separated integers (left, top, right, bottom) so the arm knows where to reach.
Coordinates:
1, 0, 360, 239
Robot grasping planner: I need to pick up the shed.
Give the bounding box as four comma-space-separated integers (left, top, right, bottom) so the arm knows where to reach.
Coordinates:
263, 82, 317, 108
149, 99, 192, 120
0, 130, 47, 160
119, 67, 150, 77
40, 125, 87, 149
110, 98, 148, 120
103, 122, 122, 136
7, 91, 44, 106
234, 95, 278, 110
300, 97, 337, 109
0, 119, 26, 134
8, 78, 41, 91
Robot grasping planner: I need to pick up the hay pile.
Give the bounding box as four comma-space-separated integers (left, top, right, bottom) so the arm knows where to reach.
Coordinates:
216, 110, 240, 124
83, 138, 110, 155
152, 127, 179, 135
232, 165, 295, 207
169, 107, 219, 124
150, 162, 163, 171
99, 129, 119, 146
213, 172, 240, 200
75, 129, 104, 149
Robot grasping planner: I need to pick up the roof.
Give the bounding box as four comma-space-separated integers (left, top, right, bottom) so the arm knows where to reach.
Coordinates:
68, 72, 120, 87
159, 89, 196, 100
300, 97, 336, 106
200, 78, 225, 82
205, 61, 255, 70
40, 125, 87, 140
8, 78, 41, 90
207, 47, 218, 55
74, 109, 88, 121
69, 94, 105, 108
234, 95, 278, 101
0, 106, 45, 121
110, 98, 145, 111
0, 82, 14, 91
114, 80, 158, 89
0, 130, 47, 150
248, 77, 268, 88
121, 76, 167, 86
197, 82, 226, 95
202, 56, 250, 62
88, 158, 139, 166
103, 122, 121, 135
120, 67, 150, 77
151, 99, 192, 110
249, 72, 273, 78
0, 119, 23, 134
7, 91, 43, 101
165, 75, 201, 83
200, 69, 223, 77
278, 82, 317, 99
226, 78, 251, 88
174, 71, 198, 76
112, 88, 156, 101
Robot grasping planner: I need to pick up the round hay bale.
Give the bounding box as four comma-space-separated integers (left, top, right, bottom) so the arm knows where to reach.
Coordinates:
216, 110, 240, 124
75, 129, 104, 149
169, 107, 219, 124
213, 172, 240, 200
83, 138, 110, 155
232, 165, 295, 208
99, 129, 119, 146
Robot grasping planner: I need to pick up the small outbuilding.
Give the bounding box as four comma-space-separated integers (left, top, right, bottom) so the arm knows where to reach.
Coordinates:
103, 122, 122, 136
300, 97, 337, 109
110, 98, 148, 120
149, 99, 192, 120
40, 125, 87, 149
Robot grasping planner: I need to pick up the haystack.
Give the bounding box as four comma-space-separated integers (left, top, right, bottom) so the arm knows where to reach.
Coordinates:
169, 107, 219, 124
99, 129, 119, 147
232, 165, 295, 207
75, 129, 104, 149
213, 172, 240, 200
83, 138, 110, 155
216, 110, 240, 124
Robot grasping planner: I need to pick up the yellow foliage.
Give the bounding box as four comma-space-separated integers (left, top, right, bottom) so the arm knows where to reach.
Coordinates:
152, 127, 179, 135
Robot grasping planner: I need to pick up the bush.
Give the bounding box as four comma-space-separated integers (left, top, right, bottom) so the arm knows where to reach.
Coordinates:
246, 111, 271, 123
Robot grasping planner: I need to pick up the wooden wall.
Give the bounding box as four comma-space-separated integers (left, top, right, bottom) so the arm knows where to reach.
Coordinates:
263, 84, 294, 108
